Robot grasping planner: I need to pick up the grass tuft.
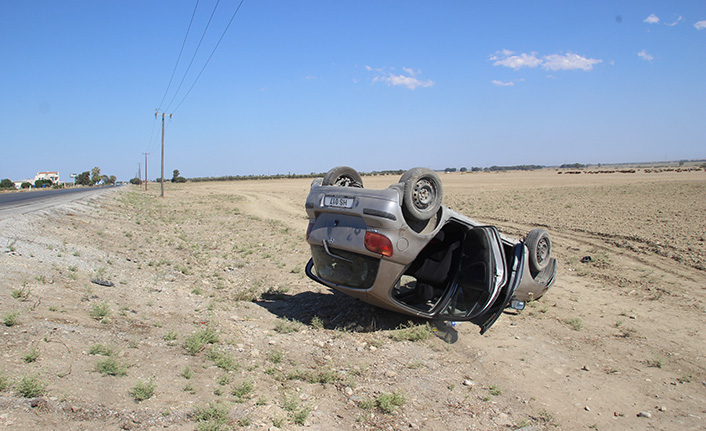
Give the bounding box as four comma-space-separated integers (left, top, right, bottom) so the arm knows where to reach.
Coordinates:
192, 401, 230, 431
96, 356, 128, 377
3, 311, 20, 327
23, 346, 40, 363
88, 344, 114, 356
376, 391, 406, 414
129, 379, 156, 402
184, 326, 219, 355
563, 317, 583, 331
15, 374, 47, 398
274, 317, 301, 334
231, 380, 254, 402
390, 321, 433, 342
206, 348, 239, 371
89, 302, 111, 322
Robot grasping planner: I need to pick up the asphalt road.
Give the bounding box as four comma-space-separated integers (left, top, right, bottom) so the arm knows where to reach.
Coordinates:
0, 186, 121, 217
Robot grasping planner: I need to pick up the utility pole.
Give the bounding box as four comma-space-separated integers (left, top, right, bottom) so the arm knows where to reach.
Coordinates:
155, 110, 172, 198
142, 153, 150, 191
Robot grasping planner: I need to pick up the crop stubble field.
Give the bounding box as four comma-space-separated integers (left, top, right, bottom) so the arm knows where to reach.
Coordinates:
0, 169, 704, 430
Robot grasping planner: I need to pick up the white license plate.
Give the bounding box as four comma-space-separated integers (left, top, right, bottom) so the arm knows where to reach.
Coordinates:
324, 196, 354, 209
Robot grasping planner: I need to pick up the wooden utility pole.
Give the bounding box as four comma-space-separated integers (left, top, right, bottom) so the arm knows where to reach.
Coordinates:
142, 152, 150, 191
155, 111, 172, 198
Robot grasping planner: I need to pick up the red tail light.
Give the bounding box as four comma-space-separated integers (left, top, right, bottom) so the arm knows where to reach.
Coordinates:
365, 231, 393, 257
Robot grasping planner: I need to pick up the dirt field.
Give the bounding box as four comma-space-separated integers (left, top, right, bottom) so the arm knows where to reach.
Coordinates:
1, 169, 704, 430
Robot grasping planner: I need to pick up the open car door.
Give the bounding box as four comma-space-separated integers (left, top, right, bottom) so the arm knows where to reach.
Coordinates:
436, 226, 507, 321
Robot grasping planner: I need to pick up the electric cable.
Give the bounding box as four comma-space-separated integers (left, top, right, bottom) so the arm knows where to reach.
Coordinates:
165, 0, 222, 112
172, 0, 245, 114
158, 0, 200, 110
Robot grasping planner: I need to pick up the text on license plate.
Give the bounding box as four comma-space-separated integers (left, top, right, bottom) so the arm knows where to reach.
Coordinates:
324, 196, 354, 208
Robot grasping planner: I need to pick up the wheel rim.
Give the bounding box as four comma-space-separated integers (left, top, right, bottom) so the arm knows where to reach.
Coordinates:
412, 179, 436, 210
536, 237, 549, 264
334, 176, 354, 187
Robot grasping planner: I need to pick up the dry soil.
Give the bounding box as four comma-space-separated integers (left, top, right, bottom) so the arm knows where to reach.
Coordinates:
1, 169, 704, 431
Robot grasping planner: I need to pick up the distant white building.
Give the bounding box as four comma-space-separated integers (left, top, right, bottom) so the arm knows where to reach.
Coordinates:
35, 171, 59, 183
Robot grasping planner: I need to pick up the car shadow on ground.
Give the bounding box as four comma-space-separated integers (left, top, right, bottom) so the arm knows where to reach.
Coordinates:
254, 289, 461, 344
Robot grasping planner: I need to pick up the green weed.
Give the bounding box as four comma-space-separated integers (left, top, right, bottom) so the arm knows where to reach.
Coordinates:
129, 379, 156, 402
274, 317, 301, 334
88, 344, 114, 356
390, 321, 432, 342
15, 374, 47, 398
23, 347, 40, 363
206, 348, 239, 371
11, 284, 30, 301
96, 356, 128, 377
184, 326, 219, 355
563, 318, 583, 331
231, 380, 254, 402
90, 302, 111, 322
3, 311, 19, 327
192, 401, 230, 431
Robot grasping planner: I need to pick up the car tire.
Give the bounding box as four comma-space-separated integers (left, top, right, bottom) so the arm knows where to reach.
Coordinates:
400, 167, 443, 221
322, 166, 363, 188
525, 228, 552, 272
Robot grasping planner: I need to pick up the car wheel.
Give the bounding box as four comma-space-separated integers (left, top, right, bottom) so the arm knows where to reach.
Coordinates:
400, 167, 443, 221
322, 166, 363, 188
525, 228, 552, 272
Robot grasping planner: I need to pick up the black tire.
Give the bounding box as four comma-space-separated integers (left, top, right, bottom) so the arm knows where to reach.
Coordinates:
525, 228, 552, 272
400, 168, 443, 221
322, 166, 363, 188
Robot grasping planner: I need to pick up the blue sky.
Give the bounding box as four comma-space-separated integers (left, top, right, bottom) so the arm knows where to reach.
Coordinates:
1, 1, 705, 182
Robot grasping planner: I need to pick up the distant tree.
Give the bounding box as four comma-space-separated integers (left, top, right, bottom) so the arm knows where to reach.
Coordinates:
0, 178, 15, 189
21, 182, 31, 189
171, 169, 186, 183
172, 170, 186, 183
444, 167, 457, 173
98, 175, 116, 185
129, 177, 142, 185
460, 167, 467, 172
76, 171, 91, 186
91, 167, 101, 185
34, 179, 52, 188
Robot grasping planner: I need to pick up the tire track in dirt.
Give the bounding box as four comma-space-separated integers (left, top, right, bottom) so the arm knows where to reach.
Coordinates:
233, 191, 308, 230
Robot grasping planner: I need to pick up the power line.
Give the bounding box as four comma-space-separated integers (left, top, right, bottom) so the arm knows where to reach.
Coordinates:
165, 0, 223, 112
158, 0, 201, 110
172, 0, 245, 114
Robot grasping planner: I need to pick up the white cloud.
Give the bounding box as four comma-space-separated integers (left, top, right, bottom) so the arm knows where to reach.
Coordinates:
490, 50, 542, 70
695, 20, 706, 30
666, 16, 682, 27
367, 66, 434, 90
644, 14, 660, 24
542, 53, 602, 71
492, 80, 514, 87
637, 50, 654, 62
491, 50, 601, 72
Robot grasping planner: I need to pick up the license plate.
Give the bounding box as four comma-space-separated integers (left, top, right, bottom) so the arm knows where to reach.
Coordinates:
324, 196, 353, 209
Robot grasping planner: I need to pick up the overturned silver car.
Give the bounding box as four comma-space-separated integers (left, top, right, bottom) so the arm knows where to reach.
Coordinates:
304, 166, 557, 334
